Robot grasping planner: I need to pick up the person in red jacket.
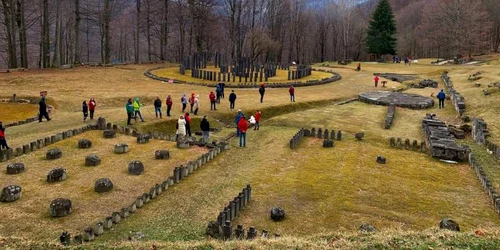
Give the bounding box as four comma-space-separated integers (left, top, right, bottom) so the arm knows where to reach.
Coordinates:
0, 122, 10, 149
166, 95, 173, 117
88, 97, 96, 119
189, 93, 195, 113
185, 112, 192, 137
289, 85, 295, 102
237, 116, 248, 147
209, 91, 217, 110
254, 110, 261, 130
374, 75, 380, 87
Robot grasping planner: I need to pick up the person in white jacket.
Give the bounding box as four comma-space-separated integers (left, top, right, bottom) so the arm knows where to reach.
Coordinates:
193, 95, 200, 115
176, 115, 187, 140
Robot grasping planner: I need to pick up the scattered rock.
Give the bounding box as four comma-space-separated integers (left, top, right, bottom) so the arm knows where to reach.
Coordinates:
94, 178, 114, 193
137, 134, 150, 144
270, 207, 285, 221
323, 139, 334, 148
205, 221, 222, 239
474, 83, 481, 87
176, 140, 190, 149
47, 168, 68, 182
416, 79, 438, 88
50, 198, 72, 217
359, 223, 377, 233
461, 115, 471, 123
114, 143, 129, 154
155, 150, 170, 160
376, 155, 386, 164
128, 161, 144, 175
355, 132, 365, 140
0, 185, 22, 202
103, 130, 116, 138
78, 139, 92, 149
85, 154, 101, 167
46, 148, 62, 160
6, 162, 25, 174
60, 231, 71, 246
439, 218, 460, 231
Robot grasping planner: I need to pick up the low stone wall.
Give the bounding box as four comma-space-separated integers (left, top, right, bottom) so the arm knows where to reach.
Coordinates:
472, 118, 500, 159
469, 153, 500, 216
422, 114, 468, 162
289, 129, 305, 149
441, 72, 466, 116
389, 137, 427, 153
303, 127, 341, 141
144, 67, 342, 88
384, 104, 395, 129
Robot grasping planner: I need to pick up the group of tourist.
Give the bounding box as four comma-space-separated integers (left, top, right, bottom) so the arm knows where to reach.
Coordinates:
392, 55, 412, 66
125, 97, 146, 125
81, 98, 96, 122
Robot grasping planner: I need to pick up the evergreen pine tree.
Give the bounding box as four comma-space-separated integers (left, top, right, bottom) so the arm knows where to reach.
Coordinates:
366, 0, 397, 57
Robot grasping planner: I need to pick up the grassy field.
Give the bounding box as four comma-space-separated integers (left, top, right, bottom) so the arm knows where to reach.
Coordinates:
0, 103, 38, 124
151, 66, 334, 84
0, 130, 206, 240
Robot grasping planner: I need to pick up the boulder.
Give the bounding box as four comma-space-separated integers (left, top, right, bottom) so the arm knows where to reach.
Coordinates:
205, 221, 222, 239
103, 130, 116, 138
47, 168, 68, 182
128, 161, 144, 175
355, 132, 365, 140
6, 162, 25, 174
176, 140, 190, 149
46, 148, 62, 160
85, 154, 101, 166
94, 178, 114, 193
77, 139, 92, 149
59, 231, 71, 246
155, 150, 170, 160
270, 207, 285, 221
114, 143, 129, 154
439, 218, 460, 231
0, 185, 22, 202
359, 223, 377, 233
376, 155, 386, 164
50, 198, 72, 217
417, 79, 438, 88
323, 139, 334, 148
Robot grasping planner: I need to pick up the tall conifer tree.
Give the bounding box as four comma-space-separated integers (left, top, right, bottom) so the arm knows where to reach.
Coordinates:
366, 0, 397, 57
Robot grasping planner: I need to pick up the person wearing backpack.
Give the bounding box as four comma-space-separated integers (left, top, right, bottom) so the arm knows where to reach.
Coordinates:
126, 98, 134, 125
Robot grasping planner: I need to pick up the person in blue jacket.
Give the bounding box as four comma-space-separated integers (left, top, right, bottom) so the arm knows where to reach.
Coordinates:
437, 89, 446, 109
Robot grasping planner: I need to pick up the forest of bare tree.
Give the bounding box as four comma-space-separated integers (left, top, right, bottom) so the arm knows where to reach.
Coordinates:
0, 0, 498, 68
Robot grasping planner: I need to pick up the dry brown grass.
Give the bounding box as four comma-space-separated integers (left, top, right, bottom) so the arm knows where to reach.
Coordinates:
0, 103, 38, 124
0, 130, 206, 240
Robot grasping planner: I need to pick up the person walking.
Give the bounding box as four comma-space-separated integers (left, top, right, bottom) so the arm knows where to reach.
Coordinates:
254, 110, 261, 130
181, 93, 187, 113
229, 90, 237, 110
289, 85, 295, 102
126, 98, 134, 125
0, 121, 10, 149
88, 97, 96, 120
219, 82, 226, 99
259, 83, 266, 103
166, 95, 173, 117
237, 116, 248, 147
154, 96, 162, 118
185, 113, 192, 137
189, 93, 195, 113
374, 75, 380, 87
193, 95, 200, 115
235, 109, 243, 134
437, 89, 446, 109
209, 91, 217, 110
216, 85, 222, 103
200, 115, 210, 143
82, 101, 89, 122
133, 97, 145, 122
176, 115, 186, 140
38, 96, 51, 122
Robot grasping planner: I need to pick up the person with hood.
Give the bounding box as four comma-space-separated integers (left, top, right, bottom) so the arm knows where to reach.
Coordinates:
38, 96, 51, 122
200, 115, 210, 143
0, 121, 10, 149
259, 84, 266, 103
126, 98, 134, 125
229, 90, 237, 110
235, 109, 243, 134
88, 97, 96, 119
166, 95, 173, 117
154, 96, 162, 118
193, 95, 200, 115
209, 91, 217, 110
289, 85, 295, 102
216, 85, 222, 103
176, 115, 187, 140
133, 97, 145, 122
82, 101, 89, 122
237, 116, 248, 147
181, 93, 187, 113
374, 75, 380, 87
437, 89, 446, 109
254, 110, 261, 130
189, 93, 196, 113
185, 113, 192, 136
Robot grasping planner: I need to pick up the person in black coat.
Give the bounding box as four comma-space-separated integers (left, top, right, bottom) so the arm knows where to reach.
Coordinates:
38, 96, 51, 122
154, 96, 162, 118
200, 116, 210, 143
229, 90, 237, 110
82, 101, 89, 122
259, 84, 266, 103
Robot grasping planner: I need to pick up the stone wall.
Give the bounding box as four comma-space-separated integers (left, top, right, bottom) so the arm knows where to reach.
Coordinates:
384, 104, 395, 129
472, 118, 500, 159
441, 72, 466, 116
469, 153, 500, 216
422, 114, 468, 161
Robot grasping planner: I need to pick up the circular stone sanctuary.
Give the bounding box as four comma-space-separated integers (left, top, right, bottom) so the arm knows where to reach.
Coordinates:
358, 91, 434, 109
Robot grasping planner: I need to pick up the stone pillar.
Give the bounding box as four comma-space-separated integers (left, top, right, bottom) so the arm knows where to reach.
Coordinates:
317, 128, 323, 138
336, 131, 342, 141
223, 220, 232, 240
404, 139, 410, 150
390, 137, 396, 147
247, 227, 256, 240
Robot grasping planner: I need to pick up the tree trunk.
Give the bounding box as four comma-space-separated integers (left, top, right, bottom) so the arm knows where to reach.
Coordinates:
1, 0, 17, 68
74, 0, 81, 63
42, 0, 50, 68
135, 0, 140, 63
103, 0, 111, 64
53, 0, 62, 67
160, 0, 168, 61
16, 0, 27, 68
146, 0, 151, 61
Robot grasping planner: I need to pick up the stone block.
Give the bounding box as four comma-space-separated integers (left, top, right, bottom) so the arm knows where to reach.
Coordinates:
94, 178, 113, 193
103, 130, 116, 138
128, 161, 144, 175
50, 198, 72, 217
0, 185, 22, 202
6, 162, 25, 174
46, 148, 62, 160
114, 143, 128, 154
47, 168, 67, 182
85, 154, 101, 166
155, 150, 170, 160
78, 139, 92, 149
